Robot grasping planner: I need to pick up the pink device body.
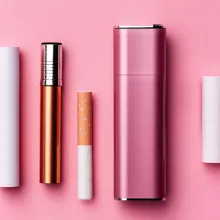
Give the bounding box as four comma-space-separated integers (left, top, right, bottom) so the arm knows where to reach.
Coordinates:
114, 25, 166, 200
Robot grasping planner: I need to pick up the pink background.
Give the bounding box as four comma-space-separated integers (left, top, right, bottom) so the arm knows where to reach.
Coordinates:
0, 0, 219, 219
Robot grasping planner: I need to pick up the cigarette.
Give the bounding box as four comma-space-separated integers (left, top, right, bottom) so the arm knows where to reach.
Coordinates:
77, 92, 93, 200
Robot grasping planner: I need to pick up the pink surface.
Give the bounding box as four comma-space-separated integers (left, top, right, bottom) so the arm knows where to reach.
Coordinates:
0, 0, 218, 219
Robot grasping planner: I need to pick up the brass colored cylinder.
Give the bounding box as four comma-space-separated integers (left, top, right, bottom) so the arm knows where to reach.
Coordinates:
40, 86, 61, 183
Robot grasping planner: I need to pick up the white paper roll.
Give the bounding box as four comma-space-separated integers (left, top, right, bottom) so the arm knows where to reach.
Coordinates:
0, 47, 19, 187
78, 145, 93, 200
202, 76, 220, 163
203, 76, 220, 122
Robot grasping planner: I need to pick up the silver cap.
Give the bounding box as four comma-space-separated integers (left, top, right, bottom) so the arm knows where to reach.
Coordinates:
41, 42, 62, 86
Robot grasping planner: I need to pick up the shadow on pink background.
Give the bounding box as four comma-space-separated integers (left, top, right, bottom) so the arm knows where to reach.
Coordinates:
0, 0, 220, 219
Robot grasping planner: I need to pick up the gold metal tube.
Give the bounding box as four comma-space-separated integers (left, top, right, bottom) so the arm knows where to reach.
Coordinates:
40, 43, 62, 184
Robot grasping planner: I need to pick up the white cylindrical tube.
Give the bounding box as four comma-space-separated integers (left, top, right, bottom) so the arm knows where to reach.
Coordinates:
202, 76, 220, 163
0, 47, 19, 187
77, 92, 93, 200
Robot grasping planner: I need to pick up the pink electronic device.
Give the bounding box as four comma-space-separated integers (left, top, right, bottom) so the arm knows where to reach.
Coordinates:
114, 25, 166, 200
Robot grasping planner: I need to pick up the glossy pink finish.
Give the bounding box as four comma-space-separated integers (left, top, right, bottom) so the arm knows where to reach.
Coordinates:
114, 27, 166, 200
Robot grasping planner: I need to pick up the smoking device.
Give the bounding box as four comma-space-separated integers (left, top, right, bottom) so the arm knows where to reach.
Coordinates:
40, 42, 62, 184
114, 25, 166, 200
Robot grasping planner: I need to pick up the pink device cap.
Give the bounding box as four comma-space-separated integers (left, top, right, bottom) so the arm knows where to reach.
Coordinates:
114, 25, 165, 76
